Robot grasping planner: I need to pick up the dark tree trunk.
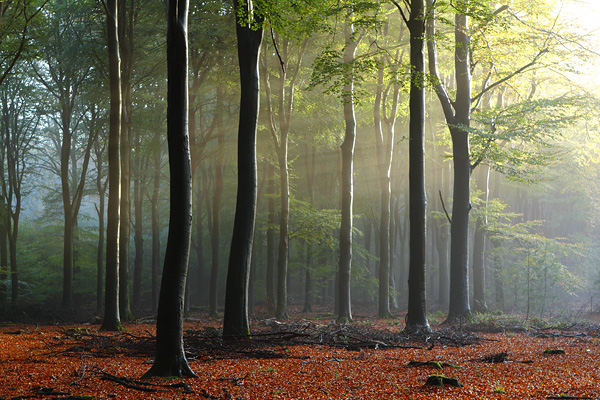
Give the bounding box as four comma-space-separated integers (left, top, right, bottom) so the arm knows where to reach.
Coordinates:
194, 167, 206, 307
275, 143, 289, 319
427, 0, 472, 322
338, 14, 358, 323
209, 88, 224, 317
118, 0, 135, 321
266, 162, 276, 313
472, 164, 489, 313
303, 143, 316, 312
0, 219, 7, 309
151, 129, 161, 313
94, 135, 107, 313
101, 0, 122, 331
144, 0, 196, 378
222, 0, 263, 338
132, 144, 144, 310
405, 0, 430, 332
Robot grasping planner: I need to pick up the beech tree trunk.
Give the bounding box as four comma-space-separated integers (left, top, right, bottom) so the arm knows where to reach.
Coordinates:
427, 0, 472, 322
222, 0, 263, 337
266, 162, 276, 313
144, 0, 196, 378
209, 88, 224, 317
405, 0, 430, 332
472, 164, 490, 313
101, 0, 122, 331
338, 13, 359, 323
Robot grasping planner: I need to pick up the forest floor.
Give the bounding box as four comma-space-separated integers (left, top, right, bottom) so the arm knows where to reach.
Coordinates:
1, 308, 600, 399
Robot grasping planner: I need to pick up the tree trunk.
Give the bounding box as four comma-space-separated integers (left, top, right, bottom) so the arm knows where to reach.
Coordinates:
144, 0, 196, 378
209, 87, 225, 317
194, 168, 206, 306
303, 143, 316, 313
266, 162, 276, 313
222, 0, 263, 338
472, 164, 489, 313
132, 149, 144, 310
405, 0, 430, 332
101, 0, 122, 331
427, 0, 472, 322
338, 13, 358, 323
151, 129, 161, 313
275, 144, 289, 319
118, 0, 135, 321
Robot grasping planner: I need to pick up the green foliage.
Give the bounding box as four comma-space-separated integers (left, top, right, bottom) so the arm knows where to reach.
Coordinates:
470, 96, 589, 181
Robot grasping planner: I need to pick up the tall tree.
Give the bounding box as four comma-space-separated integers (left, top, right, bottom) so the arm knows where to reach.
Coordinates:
101, 0, 122, 331
261, 35, 308, 319
118, 0, 135, 321
222, 0, 263, 337
394, 0, 430, 331
0, 71, 39, 306
144, 0, 196, 378
372, 19, 401, 319
33, 2, 95, 309
337, 10, 360, 323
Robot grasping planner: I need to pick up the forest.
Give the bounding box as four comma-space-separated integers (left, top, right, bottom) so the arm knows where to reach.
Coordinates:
1, 0, 600, 398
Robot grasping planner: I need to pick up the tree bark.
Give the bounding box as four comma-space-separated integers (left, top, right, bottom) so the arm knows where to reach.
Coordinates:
150, 129, 161, 313
338, 13, 359, 323
405, 0, 430, 332
101, 0, 122, 331
144, 0, 196, 378
222, 0, 263, 338
209, 87, 224, 317
118, 0, 135, 321
426, 0, 472, 322
472, 164, 489, 313
266, 162, 276, 313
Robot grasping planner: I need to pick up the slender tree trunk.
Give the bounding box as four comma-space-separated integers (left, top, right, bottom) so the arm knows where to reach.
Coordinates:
144, 0, 196, 378
338, 13, 359, 323
303, 143, 316, 312
118, 0, 135, 321
151, 130, 161, 313
195, 165, 207, 307
0, 221, 7, 309
101, 0, 122, 331
266, 162, 276, 313
132, 157, 144, 310
405, 0, 430, 331
222, 0, 263, 337
210, 88, 224, 317
472, 164, 489, 313
275, 144, 289, 319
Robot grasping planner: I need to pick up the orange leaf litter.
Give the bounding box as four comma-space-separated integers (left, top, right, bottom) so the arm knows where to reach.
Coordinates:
1, 318, 599, 399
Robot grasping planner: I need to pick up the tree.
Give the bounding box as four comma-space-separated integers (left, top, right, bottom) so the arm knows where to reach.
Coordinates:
33, 1, 96, 309
393, 0, 430, 331
118, 0, 135, 321
144, 0, 196, 378
222, 0, 263, 337
0, 71, 40, 306
101, 0, 122, 332
261, 35, 308, 319
0, 0, 48, 85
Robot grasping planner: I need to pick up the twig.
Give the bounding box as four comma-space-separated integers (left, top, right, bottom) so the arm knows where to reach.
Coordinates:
439, 190, 451, 224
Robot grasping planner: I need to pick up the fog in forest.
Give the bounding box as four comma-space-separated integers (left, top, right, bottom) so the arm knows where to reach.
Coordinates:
1, 0, 600, 325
